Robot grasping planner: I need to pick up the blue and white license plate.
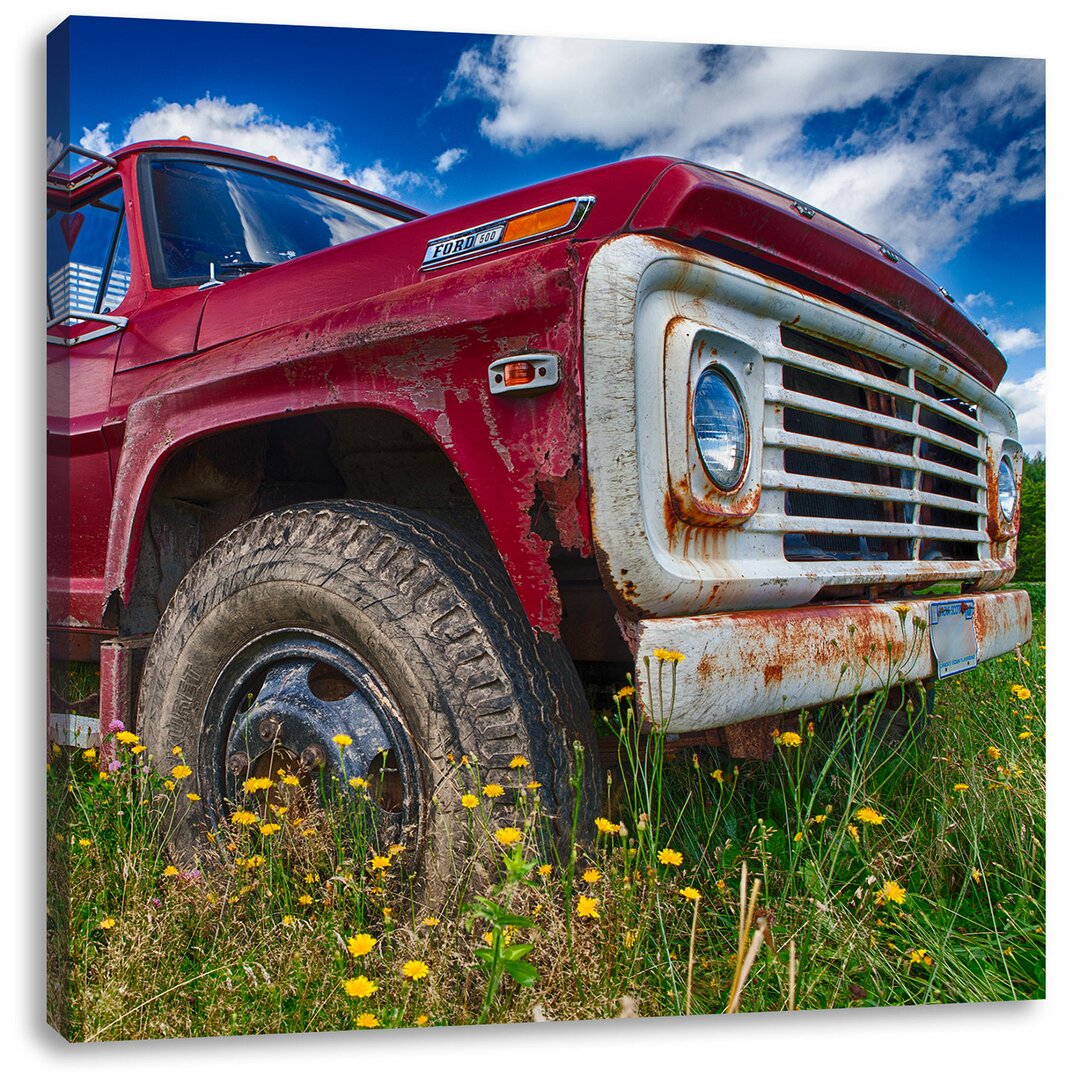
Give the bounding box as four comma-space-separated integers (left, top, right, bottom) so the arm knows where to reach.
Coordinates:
928, 599, 978, 678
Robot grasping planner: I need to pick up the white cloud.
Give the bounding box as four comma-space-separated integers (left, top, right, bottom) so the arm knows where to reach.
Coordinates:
988, 324, 1043, 355
433, 147, 467, 174
81, 96, 431, 200
963, 292, 995, 309
998, 368, 1046, 456
448, 39, 1044, 265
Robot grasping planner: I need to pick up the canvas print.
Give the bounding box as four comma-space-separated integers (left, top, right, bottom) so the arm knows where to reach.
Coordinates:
46, 16, 1046, 1041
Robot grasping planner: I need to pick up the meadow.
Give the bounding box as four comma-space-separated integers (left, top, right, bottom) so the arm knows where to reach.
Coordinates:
46, 583, 1045, 1040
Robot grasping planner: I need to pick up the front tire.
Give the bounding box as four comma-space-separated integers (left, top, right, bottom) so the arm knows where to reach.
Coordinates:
136, 500, 599, 895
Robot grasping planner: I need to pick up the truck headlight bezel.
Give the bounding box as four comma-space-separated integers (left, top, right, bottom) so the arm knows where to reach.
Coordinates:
692, 365, 749, 493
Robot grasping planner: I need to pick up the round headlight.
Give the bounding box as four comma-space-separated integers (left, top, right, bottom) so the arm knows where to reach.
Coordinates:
692, 367, 748, 492
998, 456, 1017, 522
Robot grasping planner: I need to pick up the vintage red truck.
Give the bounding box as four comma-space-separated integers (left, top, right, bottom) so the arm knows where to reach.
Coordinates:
47, 139, 1030, 877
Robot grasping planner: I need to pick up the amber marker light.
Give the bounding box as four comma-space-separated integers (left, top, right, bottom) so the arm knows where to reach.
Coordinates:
502, 201, 577, 244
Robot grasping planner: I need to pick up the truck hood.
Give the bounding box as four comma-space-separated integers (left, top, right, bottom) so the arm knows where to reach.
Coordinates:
626, 162, 1007, 389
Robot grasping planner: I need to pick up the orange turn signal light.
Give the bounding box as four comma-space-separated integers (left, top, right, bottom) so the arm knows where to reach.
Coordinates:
502, 200, 577, 245
502, 361, 536, 387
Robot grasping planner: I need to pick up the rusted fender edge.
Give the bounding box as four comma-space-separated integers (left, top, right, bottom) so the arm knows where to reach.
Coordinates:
634, 590, 1032, 734
101, 248, 591, 636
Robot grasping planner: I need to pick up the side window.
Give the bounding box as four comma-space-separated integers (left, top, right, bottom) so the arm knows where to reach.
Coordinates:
47, 189, 131, 324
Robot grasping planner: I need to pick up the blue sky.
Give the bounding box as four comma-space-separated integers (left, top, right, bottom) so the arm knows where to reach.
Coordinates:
49, 15, 1046, 451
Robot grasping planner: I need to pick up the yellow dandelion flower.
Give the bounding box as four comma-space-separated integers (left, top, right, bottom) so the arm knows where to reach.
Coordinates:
162, 865, 179, 877
537, 864, 553, 877
875, 880, 906, 906
793, 831, 804, 843
595, 817, 619, 835
987, 746, 1002, 760
422, 917, 439, 927
777, 732, 802, 748
460, 754, 470, 766
526, 780, 541, 791
416, 1015, 429, 1027
402, 960, 429, 981
710, 768, 724, 783
847, 824, 860, 843
132, 744, 146, 755
625, 929, 638, 948
382, 907, 393, 920
482, 783, 504, 798
270, 803, 287, 816
615, 686, 634, 700
298, 894, 313, 906
244, 855, 265, 870
370, 854, 391, 872
953, 783, 970, 792
854, 808, 885, 825
509, 755, 529, 769
583, 868, 601, 883
355, 1013, 380, 1029
282, 915, 294, 927
657, 848, 683, 866
116, 731, 139, 745
231, 810, 258, 827
242, 777, 273, 793
171, 745, 182, 756
304, 873, 318, 884
388, 844, 406, 857
171, 764, 192, 780
972, 868, 983, 885
1019, 731, 1033, 740
332, 734, 353, 747
259, 823, 281, 836
347, 932, 377, 957
813, 814, 828, 824
1011, 685, 1032, 701
82, 747, 96, 763
98, 917, 115, 930
163, 779, 175, 791
652, 648, 686, 663
494, 827, 523, 846
461, 793, 479, 808
77, 838, 91, 848
348, 776, 369, 789
908, 948, 932, 967
344, 975, 378, 998
576, 896, 600, 918
679, 886, 702, 902
283, 774, 301, 787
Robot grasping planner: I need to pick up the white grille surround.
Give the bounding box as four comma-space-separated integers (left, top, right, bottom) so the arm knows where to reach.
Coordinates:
582, 234, 1021, 620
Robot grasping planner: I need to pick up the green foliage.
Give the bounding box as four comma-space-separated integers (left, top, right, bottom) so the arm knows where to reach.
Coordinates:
1015, 454, 1046, 582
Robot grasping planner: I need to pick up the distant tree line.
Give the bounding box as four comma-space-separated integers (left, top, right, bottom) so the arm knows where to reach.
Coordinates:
1015, 454, 1045, 582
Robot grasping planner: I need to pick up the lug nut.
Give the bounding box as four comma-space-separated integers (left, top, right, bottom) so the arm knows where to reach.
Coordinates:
227, 752, 249, 776
299, 744, 326, 772
259, 717, 283, 741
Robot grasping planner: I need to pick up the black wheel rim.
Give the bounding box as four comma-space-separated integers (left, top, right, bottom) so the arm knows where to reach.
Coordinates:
199, 629, 420, 834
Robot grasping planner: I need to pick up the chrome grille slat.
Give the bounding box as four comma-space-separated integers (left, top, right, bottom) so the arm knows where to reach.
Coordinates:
761, 469, 987, 516
778, 351, 984, 437
769, 387, 983, 460
765, 428, 989, 490
769, 329, 990, 565
747, 513, 985, 542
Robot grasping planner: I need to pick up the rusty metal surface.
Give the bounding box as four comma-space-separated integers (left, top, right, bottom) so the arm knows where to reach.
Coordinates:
633, 590, 1031, 734
583, 235, 1021, 624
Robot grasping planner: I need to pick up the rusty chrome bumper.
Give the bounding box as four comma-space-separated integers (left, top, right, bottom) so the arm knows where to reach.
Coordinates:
633, 590, 1031, 734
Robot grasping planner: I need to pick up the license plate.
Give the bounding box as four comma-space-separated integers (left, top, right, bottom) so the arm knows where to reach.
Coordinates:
928, 599, 978, 678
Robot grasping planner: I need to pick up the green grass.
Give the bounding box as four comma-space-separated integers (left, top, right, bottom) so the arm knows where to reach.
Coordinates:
46, 585, 1045, 1039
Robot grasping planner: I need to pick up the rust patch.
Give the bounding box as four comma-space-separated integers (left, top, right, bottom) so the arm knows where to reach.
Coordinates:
763, 662, 783, 687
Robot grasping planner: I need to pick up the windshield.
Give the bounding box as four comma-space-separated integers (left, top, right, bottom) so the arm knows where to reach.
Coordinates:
146, 158, 411, 284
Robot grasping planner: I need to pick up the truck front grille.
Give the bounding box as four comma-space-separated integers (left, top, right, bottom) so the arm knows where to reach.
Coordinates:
769, 327, 986, 564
